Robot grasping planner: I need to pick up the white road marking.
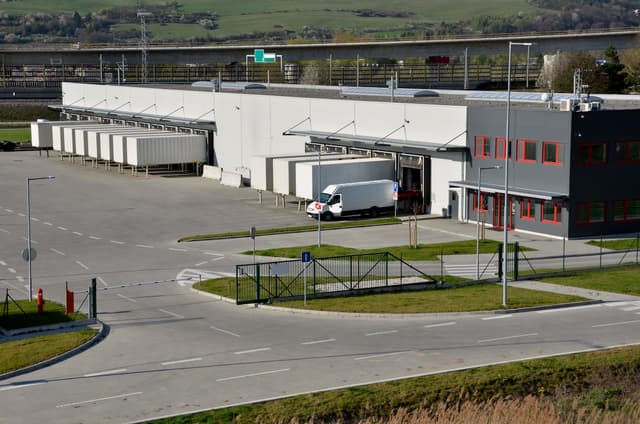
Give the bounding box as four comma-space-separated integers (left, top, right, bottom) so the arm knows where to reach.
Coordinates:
592, 319, 640, 328
21, 237, 39, 244
56, 392, 142, 408
83, 368, 127, 377
8, 268, 16, 274
168, 247, 187, 252
424, 321, 457, 329
50, 248, 66, 256
478, 332, 539, 344
136, 244, 154, 249
97, 276, 108, 287
355, 351, 412, 361
0, 260, 6, 266
210, 256, 224, 262
366, 330, 398, 336
195, 261, 208, 267
88, 235, 101, 240
301, 338, 336, 345
16, 276, 24, 282
210, 326, 241, 338
57, 226, 68, 231
0, 228, 9, 234
44, 222, 53, 226
72, 231, 83, 236
482, 314, 513, 320
0, 381, 47, 391
537, 304, 602, 314
216, 368, 289, 382
417, 224, 475, 240
604, 301, 632, 307
621, 305, 640, 312
117, 293, 138, 303
110, 240, 125, 245
17, 212, 25, 217
75, 260, 89, 270
202, 251, 224, 257
234, 347, 271, 355
161, 357, 202, 366
158, 308, 184, 319
31, 217, 39, 222
4, 209, 13, 213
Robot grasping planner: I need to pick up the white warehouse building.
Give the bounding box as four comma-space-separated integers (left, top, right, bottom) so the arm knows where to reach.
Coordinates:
56, 82, 469, 219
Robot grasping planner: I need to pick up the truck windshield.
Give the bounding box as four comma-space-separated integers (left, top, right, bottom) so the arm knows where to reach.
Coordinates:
318, 193, 331, 203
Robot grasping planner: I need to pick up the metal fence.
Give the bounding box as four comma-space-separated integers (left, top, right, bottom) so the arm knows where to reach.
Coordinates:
235, 252, 436, 304
0, 62, 540, 89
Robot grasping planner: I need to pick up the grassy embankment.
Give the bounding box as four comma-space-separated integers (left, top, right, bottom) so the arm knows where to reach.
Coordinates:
0, 299, 96, 374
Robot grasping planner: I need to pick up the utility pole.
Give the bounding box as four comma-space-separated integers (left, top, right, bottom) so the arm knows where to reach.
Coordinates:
137, 11, 152, 84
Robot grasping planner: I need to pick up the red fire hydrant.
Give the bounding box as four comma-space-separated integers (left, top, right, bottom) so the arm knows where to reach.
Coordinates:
36, 288, 45, 314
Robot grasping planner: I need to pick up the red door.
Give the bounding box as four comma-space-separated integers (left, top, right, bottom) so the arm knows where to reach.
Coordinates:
493, 195, 514, 230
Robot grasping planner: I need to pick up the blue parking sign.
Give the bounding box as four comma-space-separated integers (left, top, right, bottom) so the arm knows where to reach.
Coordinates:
301, 251, 311, 263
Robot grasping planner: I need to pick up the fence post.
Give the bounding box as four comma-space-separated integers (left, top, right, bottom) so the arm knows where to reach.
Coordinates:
562, 234, 566, 272
235, 266, 239, 304
440, 248, 444, 284
498, 243, 503, 280
636, 233, 639, 265
513, 242, 519, 281
255, 263, 260, 303
599, 233, 603, 269
385, 253, 389, 287
89, 278, 97, 319
400, 251, 403, 286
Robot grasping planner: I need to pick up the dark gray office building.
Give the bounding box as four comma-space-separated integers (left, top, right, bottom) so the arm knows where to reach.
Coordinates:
451, 106, 640, 238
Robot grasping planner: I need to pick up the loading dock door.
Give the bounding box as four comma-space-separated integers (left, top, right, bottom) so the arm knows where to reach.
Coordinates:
399, 154, 429, 213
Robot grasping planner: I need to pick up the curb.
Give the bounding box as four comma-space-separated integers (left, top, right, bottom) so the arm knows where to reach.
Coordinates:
0, 320, 109, 381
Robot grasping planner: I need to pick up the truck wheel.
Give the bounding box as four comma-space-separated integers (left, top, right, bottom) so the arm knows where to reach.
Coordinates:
369, 207, 379, 217
322, 212, 333, 221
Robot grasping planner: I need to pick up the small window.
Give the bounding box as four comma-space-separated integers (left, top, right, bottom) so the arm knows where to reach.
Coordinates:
613, 199, 640, 222
615, 141, 640, 163
542, 142, 562, 165
520, 198, 536, 220
576, 202, 606, 224
495, 138, 512, 160
474, 136, 491, 158
578, 143, 607, 165
542, 200, 562, 224
473, 192, 489, 212
517, 139, 537, 162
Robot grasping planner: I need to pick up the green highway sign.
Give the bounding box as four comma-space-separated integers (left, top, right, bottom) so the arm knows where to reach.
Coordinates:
254, 49, 276, 63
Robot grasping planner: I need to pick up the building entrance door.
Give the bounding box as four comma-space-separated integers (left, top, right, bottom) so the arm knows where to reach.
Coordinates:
493, 194, 514, 230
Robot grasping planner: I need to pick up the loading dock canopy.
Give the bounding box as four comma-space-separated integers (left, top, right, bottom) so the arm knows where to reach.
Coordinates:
283, 129, 467, 155
449, 181, 568, 201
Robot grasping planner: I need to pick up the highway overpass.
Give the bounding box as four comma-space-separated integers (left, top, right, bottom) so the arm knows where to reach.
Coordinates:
1, 29, 639, 66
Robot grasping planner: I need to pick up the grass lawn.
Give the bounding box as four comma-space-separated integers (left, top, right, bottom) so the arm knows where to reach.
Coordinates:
195, 278, 583, 313
0, 330, 97, 374
587, 238, 640, 251
247, 239, 530, 261
539, 266, 640, 296
0, 127, 30, 143
178, 217, 400, 242
0, 299, 87, 330
146, 345, 640, 424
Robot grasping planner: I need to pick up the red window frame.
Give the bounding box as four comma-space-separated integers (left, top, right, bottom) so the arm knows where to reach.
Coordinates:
576, 201, 606, 224
520, 198, 536, 221
542, 141, 563, 166
516, 139, 537, 163
577, 142, 607, 165
474, 136, 491, 158
615, 141, 640, 163
613, 199, 640, 222
472, 191, 488, 212
541, 200, 562, 224
495, 137, 512, 160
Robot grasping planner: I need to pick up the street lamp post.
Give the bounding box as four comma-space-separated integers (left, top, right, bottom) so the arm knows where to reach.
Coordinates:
317, 147, 321, 247
27, 176, 55, 301
476, 166, 501, 280
503, 41, 532, 306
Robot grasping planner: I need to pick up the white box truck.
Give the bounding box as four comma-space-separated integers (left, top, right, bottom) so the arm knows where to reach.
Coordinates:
307, 179, 395, 220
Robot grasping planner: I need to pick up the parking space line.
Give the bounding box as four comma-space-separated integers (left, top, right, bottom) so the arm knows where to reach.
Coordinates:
17, 212, 25, 217
50, 248, 66, 256
89, 235, 101, 240
168, 248, 187, 252
110, 240, 125, 245
592, 319, 640, 328
301, 338, 336, 345
8, 268, 16, 274
195, 261, 208, 267
482, 315, 513, 320
72, 231, 83, 236
75, 260, 89, 270
478, 332, 539, 343
216, 368, 289, 382
424, 321, 457, 329
0, 260, 6, 266
31, 217, 39, 222
57, 226, 68, 231
210, 326, 241, 337
83, 368, 127, 378
0, 228, 9, 234
117, 293, 138, 303
136, 244, 154, 249
366, 330, 398, 336
234, 347, 271, 355
97, 276, 108, 287
0, 381, 47, 391
43, 222, 53, 226
354, 351, 412, 361
161, 357, 202, 366
158, 308, 184, 319
56, 392, 142, 408
4, 209, 13, 213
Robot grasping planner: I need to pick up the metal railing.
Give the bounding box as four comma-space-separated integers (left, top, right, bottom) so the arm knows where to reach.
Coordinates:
235, 252, 436, 304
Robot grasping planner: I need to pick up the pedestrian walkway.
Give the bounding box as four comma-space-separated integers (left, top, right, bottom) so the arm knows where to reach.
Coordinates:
509, 280, 640, 302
